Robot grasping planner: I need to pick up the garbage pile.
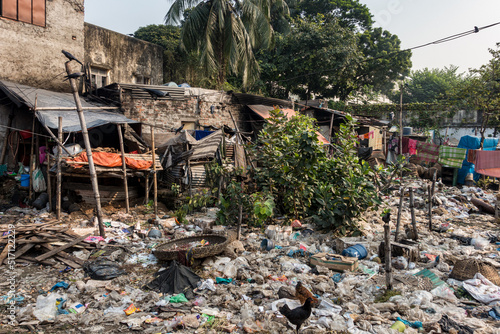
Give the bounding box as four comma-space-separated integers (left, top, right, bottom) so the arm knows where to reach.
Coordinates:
1, 179, 500, 333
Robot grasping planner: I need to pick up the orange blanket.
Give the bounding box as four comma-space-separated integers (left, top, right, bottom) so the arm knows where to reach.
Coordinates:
67, 151, 153, 170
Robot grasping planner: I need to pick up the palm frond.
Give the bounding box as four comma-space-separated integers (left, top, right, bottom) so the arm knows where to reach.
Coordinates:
165, 0, 203, 25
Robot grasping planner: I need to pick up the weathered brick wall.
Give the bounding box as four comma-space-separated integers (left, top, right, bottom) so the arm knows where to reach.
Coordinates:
84, 23, 163, 85
121, 89, 246, 137
0, 0, 85, 92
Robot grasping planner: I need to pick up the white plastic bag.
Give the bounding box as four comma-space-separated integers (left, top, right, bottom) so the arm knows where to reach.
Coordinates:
32, 293, 64, 322
32, 168, 46, 192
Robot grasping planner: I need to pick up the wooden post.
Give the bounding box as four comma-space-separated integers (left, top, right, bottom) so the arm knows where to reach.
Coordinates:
395, 187, 404, 242
410, 187, 418, 241
427, 184, 432, 231
64, 61, 105, 238
237, 203, 242, 240
187, 159, 192, 197
145, 173, 149, 205
29, 113, 36, 200
151, 126, 158, 216
431, 169, 437, 197
0, 110, 14, 165
328, 113, 334, 143
46, 138, 52, 212
117, 124, 129, 213
57, 117, 62, 220
228, 109, 254, 169
384, 222, 393, 290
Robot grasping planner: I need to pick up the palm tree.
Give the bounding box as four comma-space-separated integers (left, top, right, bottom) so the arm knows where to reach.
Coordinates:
165, 0, 288, 88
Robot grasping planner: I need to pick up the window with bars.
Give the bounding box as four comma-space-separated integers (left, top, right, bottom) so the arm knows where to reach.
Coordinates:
134, 74, 151, 85
1, 0, 46, 26
90, 67, 109, 89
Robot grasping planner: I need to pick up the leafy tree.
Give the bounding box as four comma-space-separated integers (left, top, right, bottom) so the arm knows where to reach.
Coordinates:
336, 27, 411, 100
289, 0, 373, 31
453, 44, 500, 148
389, 65, 464, 104
258, 15, 360, 100
165, 0, 288, 88
134, 24, 209, 86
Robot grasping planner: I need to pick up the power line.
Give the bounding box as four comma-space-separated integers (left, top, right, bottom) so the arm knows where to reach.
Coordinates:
273, 21, 500, 83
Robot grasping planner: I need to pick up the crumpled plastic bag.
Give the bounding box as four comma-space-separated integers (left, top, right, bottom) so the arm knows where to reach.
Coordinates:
463, 273, 500, 305
83, 259, 126, 280
32, 293, 66, 322
32, 168, 46, 192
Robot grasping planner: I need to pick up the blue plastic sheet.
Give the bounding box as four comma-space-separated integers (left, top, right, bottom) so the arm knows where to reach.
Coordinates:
457, 136, 499, 184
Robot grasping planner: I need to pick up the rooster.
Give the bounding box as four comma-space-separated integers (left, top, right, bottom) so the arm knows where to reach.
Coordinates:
295, 281, 318, 307
279, 297, 313, 334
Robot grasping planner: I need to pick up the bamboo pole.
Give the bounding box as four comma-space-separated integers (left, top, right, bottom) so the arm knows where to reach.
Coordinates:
145, 173, 149, 205
56, 117, 62, 220
431, 169, 437, 197
37, 120, 74, 157
64, 61, 105, 238
427, 184, 432, 231
384, 222, 393, 290
410, 187, 418, 241
29, 110, 36, 200
117, 124, 129, 213
394, 187, 404, 242
151, 126, 158, 216
46, 138, 52, 212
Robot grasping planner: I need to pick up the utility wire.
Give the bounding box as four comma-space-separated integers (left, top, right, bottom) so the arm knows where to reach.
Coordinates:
273, 21, 500, 83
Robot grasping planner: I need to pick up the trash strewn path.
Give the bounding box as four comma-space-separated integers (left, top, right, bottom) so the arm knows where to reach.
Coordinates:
1, 179, 500, 333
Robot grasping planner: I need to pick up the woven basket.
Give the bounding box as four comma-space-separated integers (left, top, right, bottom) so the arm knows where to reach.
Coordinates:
153, 234, 228, 261
450, 259, 500, 285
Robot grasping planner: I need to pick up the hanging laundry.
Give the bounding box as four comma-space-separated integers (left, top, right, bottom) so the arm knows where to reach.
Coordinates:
475, 150, 500, 178
467, 149, 477, 164
408, 139, 417, 155
401, 137, 410, 154
438, 146, 467, 168
414, 141, 439, 164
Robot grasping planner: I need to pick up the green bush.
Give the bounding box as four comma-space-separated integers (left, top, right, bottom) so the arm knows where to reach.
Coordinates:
251, 109, 381, 234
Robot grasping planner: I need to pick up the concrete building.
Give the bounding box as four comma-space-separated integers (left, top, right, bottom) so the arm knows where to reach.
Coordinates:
0, 0, 163, 93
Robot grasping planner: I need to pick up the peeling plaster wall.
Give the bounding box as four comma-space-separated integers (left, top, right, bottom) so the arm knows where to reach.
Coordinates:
121, 90, 245, 138
0, 0, 85, 92
84, 23, 163, 85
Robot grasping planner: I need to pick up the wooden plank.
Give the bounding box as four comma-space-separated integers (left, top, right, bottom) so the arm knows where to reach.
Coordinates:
3, 243, 35, 264
35, 234, 90, 262
18, 256, 55, 266
41, 243, 85, 265
0, 244, 10, 264
55, 255, 81, 269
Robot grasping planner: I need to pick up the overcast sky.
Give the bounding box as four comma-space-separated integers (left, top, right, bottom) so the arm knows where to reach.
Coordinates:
84, 0, 500, 74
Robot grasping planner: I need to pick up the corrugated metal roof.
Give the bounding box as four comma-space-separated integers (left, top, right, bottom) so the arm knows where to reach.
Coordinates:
105, 83, 186, 100
247, 105, 329, 144
233, 93, 292, 109
190, 129, 223, 161
0, 80, 137, 132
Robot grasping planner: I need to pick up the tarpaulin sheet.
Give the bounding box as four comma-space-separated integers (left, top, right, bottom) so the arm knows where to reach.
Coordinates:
36, 109, 138, 133
67, 152, 153, 170
0, 80, 138, 133
145, 261, 200, 299
457, 136, 499, 184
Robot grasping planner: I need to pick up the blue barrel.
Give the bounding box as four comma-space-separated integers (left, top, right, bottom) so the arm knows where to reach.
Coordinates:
341, 244, 367, 259
20, 174, 30, 187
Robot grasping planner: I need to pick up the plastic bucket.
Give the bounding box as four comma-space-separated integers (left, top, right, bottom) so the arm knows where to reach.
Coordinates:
341, 244, 368, 259
20, 174, 30, 187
